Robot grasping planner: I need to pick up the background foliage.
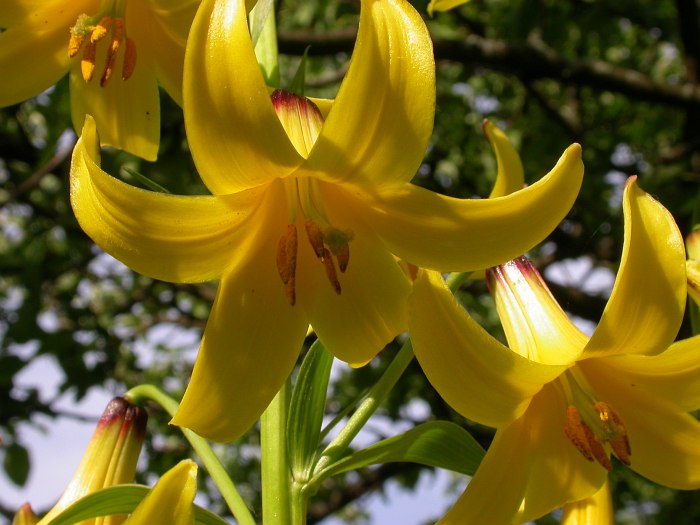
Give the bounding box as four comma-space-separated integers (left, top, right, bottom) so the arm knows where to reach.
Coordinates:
2, 0, 700, 523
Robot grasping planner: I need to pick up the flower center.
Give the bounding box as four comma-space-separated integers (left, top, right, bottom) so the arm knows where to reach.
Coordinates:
69, 4, 136, 87
559, 368, 631, 471
271, 90, 353, 305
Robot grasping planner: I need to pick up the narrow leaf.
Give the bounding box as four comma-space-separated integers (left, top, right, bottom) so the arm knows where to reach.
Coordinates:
4, 442, 30, 487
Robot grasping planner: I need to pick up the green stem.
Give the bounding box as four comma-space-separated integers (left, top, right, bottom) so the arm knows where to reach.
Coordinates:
125, 385, 256, 525
446, 271, 472, 293
261, 382, 292, 525
313, 340, 415, 475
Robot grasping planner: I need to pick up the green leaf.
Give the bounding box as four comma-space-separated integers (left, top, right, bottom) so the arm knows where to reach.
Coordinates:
3, 442, 30, 487
44, 484, 228, 525
310, 421, 484, 490
287, 340, 334, 481
288, 47, 311, 96
120, 167, 171, 193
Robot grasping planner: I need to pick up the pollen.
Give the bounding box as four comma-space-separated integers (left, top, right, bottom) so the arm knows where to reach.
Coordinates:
69, 15, 136, 85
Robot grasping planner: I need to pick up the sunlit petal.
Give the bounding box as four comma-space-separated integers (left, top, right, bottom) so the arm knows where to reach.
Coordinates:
515, 384, 606, 523
172, 256, 308, 442
359, 144, 583, 271
437, 416, 530, 525
297, 183, 411, 366
0, 1, 84, 106
582, 359, 700, 489
70, 116, 269, 283
584, 177, 686, 358
125, 460, 197, 525
304, 0, 435, 187
687, 259, 700, 305
560, 481, 614, 525
594, 337, 700, 412
409, 270, 568, 428
184, 0, 301, 193
488, 258, 588, 364
483, 119, 524, 198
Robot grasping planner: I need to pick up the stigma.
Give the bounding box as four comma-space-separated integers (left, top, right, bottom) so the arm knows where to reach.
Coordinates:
69, 14, 136, 86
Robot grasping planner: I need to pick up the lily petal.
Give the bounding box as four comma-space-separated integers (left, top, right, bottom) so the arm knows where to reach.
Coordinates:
409, 270, 568, 428
127, 0, 199, 106
297, 183, 411, 365
172, 250, 308, 442
582, 359, 700, 489
483, 120, 524, 198
437, 416, 530, 525
687, 259, 700, 305
584, 177, 686, 358
304, 0, 435, 187
515, 383, 606, 523
70, 116, 268, 283
560, 481, 614, 525
184, 0, 301, 193
593, 337, 700, 412
69, 46, 161, 160
0, 1, 84, 106
360, 144, 583, 271
125, 460, 197, 525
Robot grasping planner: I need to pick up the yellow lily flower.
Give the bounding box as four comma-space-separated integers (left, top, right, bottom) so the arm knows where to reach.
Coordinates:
0, 0, 200, 160
31, 397, 147, 525
409, 177, 694, 524
70, 0, 583, 442
122, 460, 197, 525
686, 229, 700, 304
560, 480, 614, 525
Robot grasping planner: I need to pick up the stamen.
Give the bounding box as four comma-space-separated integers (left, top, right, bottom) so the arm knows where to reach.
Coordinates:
564, 406, 612, 471
336, 244, 350, 273
69, 33, 86, 58
276, 225, 298, 306
595, 402, 631, 465
81, 41, 97, 82
91, 17, 112, 43
305, 220, 326, 259
101, 18, 124, 86
122, 38, 137, 80
322, 248, 342, 295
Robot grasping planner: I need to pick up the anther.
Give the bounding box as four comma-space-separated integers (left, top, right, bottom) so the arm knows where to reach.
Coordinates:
101, 18, 124, 86
336, 244, 350, 273
322, 248, 342, 295
305, 220, 326, 259
122, 38, 137, 80
91, 17, 112, 43
276, 225, 298, 305
564, 406, 612, 471
81, 41, 97, 82
595, 402, 631, 465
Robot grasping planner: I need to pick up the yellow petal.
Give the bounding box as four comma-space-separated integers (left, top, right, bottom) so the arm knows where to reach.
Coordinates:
582, 358, 700, 489
437, 416, 530, 525
0, 1, 84, 106
69, 46, 160, 161
303, 0, 435, 188
594, 337, 700, 412
126, 0, 199, 106
70, 115, 268, 283
483, 119, 525, 198
583, 177, 686, 358
124, 460, 197, 525
184, 0, 301, 194
297, 183, 411, 366
172, 263, 308, 442
488, 258, 588, 365
515, 383, 606, 523
687, 259, 700, 305
409, 270, 568, 428
427, 0, 470, 17
360, 144, 583, 271
560, 480, 614, 525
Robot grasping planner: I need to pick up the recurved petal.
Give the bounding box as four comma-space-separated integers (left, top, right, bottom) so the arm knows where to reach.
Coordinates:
592, 337, 700, 412
483, 120, 524, 198
436, 416, 530, 525
409, 270, 568, 428
124, 460, 197, 525
70, 115, 267, 283
171, 254, 308, 442
303, 0, 435, 187
583, 177, 686, 358
184, 0, 301, 194
359, 144, 583, 271
69, 41, 160, 161
0, 1, 83, 106
582, 358, 700, 489
297, 183, 411, 366
515, 383, 606, 523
